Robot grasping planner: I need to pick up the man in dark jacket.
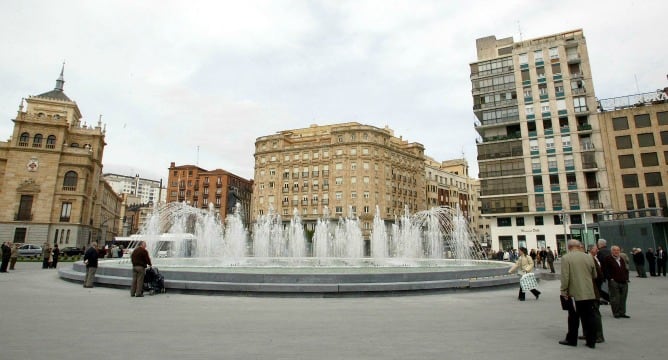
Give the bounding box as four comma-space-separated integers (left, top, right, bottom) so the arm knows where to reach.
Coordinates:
596, 239, 612, 303
646, 248, 657, 276
632, 248, 646, 277
657, 246, 667, 276
83, 242, 99, 288
0, 242, 11, 272
130, 241, 152, 297
603, 245, 630, 319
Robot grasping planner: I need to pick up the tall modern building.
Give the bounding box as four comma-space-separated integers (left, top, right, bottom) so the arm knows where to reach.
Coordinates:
251, 122, 426, 240
104, 173, 166, 205
471, 29, 609, 253
0, 69, 122, 247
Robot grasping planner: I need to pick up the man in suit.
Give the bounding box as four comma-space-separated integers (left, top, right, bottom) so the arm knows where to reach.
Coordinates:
646, 248, 657, 276
560, 239, 598, 348
596, 239, 611, 304
603, 245, 630, 319
657, 246, 667, 277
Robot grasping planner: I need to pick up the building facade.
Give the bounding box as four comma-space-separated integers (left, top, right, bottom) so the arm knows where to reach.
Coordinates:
424, 157, 480, 235
0, 69, 122, 248
598, 90, 668, 213
104, 173, 166, 206
252, 123, 426, 239
471, 29, 610, 253
166, 163, 253, 226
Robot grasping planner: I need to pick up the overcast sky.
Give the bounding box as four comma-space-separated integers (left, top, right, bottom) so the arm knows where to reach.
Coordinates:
1, 1, 666, 181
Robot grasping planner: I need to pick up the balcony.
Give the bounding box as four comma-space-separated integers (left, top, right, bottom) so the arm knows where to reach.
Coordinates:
582, 162, 597, 169
567, 183, 577, 190
534, 185, 544, 193
312, 171, 319, 177
292, 173, 299, 179
282, 201, 289, 207
62, 186, 76, 191
572, 87, 586, 95
577, 124, 592, 132
322, 170, 329, 176
302, 172, 309, 178
302, 200, 309, 206
544, 128, 554, 135
567, 54, 581, 64
311, 200, 319, 205
322, 199, 329, 205
550, 185, 560, 192
312, 185, 319, 191
292, 200, 299, 206
59, 216, 70, 222
553, 74, 563, 81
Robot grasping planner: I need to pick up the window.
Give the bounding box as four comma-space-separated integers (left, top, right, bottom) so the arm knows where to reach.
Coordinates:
638, 133, 655, 147
525, 104, 534, 115
561, 135, 571, 148
658, 111, 668, 125
518, 53, 528, 64
549, 47, 559, 59
32, 134, 43, 147
641, 152, 659, 167
335, 163, 343, 170
530, 139, 538, 151
516, 217, 525, 226
335, 192, 342, 200
60, 202, 72, 222
350, 148, 357, 155
19, 132, 29, 146
625, 194, 634, 210
63, 171, 78, 191
535, 194, 545, 209
619, 155, 635, 168
534, 216, 544, 225
622, 174, 639, 188
551, 62, 561, 75
645, 172, 663, 187
647, 193, 657, 208
335, 177, 343, 185
636, 194, 645, 209
534, 49, 543, 62
17, 195, 33, 221
634, 114, 651, 128
573, 96, 587, 112
612, 116, 629, 130
661, 131, 668, 145
497, 217, 512, 227
615, 135, 632, 149
46, 135, 56, 149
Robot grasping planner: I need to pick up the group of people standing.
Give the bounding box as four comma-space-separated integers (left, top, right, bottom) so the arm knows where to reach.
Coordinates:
559, 238, 633, 349
41, 242, 60, 269
82, 241, 152, 298
0, 242, 18, 272
631, 246, 667, 278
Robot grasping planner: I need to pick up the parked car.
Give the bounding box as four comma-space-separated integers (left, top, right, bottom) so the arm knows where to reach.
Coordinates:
60, 246, 83, 256
18, 244, 43, 258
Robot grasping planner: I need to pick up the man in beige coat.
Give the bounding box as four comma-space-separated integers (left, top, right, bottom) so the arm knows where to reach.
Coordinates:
560, 239, 598, 349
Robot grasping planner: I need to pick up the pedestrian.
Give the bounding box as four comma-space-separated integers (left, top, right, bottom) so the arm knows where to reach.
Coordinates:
9, 243, 18, 270
582, 244, 605, 343
130, 241, 152, 297
646, 248, 657, 276
42, 242, 51, 269
508, 247, 541, 301
657, 246, 667, 276
83, 242, 99, 288
603, 245, 630, 319
559, 239, 597, 348
52, 244, 60, 268
539, 248, 548, 269
0, 241, 11, 272
596, 239, 611, 304
632, 248, 646, 278
546, 246, 556, 273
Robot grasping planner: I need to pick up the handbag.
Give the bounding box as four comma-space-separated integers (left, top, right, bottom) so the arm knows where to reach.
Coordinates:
560, 296, 574, 311
519, 272, 538, 291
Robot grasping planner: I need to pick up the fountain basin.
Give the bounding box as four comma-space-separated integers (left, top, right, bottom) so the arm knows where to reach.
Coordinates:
59, 259, 519, 295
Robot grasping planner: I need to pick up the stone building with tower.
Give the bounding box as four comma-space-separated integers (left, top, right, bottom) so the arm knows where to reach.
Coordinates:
0, 69, 122, 248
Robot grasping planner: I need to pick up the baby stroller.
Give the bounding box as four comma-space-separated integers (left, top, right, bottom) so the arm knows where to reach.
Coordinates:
143, 266, 165, 295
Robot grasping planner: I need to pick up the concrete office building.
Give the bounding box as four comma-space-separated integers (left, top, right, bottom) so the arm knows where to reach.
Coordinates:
471, 29, 610, 253
104, 173, 166, 205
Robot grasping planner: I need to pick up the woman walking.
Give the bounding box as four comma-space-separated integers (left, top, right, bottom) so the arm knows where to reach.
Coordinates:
508, 247, 541, 301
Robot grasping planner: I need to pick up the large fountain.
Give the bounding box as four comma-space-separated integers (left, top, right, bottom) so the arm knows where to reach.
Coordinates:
59, 203, 517, 294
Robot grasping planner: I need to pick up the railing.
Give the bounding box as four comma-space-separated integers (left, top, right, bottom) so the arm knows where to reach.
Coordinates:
62, 186, 76, 191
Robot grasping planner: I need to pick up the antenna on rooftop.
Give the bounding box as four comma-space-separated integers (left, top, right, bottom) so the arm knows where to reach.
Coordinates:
517, 21, 523, 41
196, 146, 200, 166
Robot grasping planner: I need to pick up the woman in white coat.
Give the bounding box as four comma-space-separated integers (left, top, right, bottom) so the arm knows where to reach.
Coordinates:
508, 247, 541, 301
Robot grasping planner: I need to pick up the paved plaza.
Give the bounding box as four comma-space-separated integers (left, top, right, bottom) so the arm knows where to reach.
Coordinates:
1, 261, 666, 360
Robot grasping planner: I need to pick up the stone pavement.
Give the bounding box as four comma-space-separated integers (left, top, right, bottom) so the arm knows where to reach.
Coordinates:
1, 261, 666, 360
